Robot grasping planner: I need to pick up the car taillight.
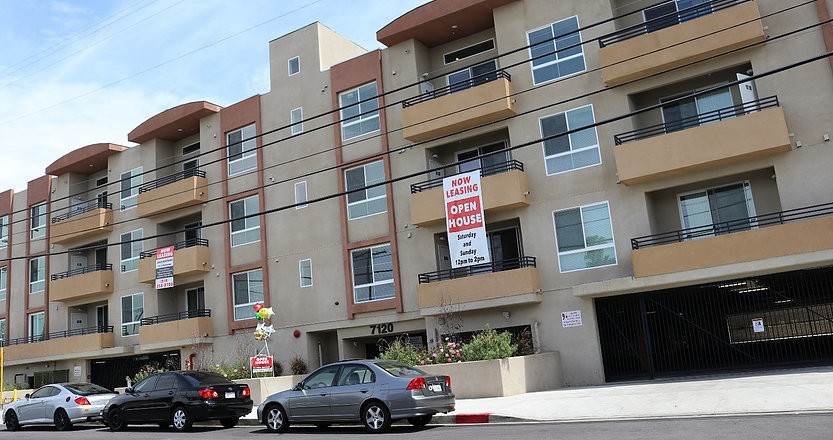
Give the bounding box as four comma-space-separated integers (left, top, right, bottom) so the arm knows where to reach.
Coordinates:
198, 388, 219, 399
406, 377, 426, 391
74, 396, 91, 405
445, 376, 451, 389
241, 387, 250, 397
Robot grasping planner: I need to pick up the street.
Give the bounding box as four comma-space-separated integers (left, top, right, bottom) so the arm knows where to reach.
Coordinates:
3, 414, 833, 439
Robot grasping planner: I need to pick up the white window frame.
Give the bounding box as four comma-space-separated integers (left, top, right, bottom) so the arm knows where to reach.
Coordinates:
299, 259, 313, 288
345, 161, 387, 220
232, 268, 264, 321
290, 107, 304, 135
120, 229, 143, 273
288, 56, 300, 76
120, 292, 144, 336
227, 123, 257, 176
539, 104, 601, 176
676, 181, 757, 239
29, 256, 45, 293
120, 167, 143, 211
0, 214, 7, 248
0, 266, 6, 301
339, 82, 380, 140
30, 203, 46, 239
295, 181, 308, 209
229, 195, 261, 247
28, 311, 45, 341
527, 15, 585, 85
350, 243, 394, 303
553, 201, 617, 273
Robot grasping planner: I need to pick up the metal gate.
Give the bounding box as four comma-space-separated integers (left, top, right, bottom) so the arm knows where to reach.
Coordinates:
595, 266, 833, 381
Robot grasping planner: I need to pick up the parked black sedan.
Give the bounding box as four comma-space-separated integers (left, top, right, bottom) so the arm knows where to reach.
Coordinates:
102, 370, 252, 431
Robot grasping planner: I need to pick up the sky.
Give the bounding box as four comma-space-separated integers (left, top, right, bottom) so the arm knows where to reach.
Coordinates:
0, 0, 430, 191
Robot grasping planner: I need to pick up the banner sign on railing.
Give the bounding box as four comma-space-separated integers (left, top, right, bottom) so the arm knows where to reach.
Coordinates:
155, 246, 175, 289
443, 170, 491, 268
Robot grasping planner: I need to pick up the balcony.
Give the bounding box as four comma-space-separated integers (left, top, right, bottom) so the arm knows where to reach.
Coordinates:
613, 97, 791, 185
410, 160, 530, 226
631, 202, 833, 277
138, 238, 210, 284
402, 70, 516, 142
50, 263, 114, 302
137, 169, 208, 218
139, 309, 212, 346
0, 326, 114, 362
416, 257, 541, 314
50, 201, 113, 245
598, 0, 765, 86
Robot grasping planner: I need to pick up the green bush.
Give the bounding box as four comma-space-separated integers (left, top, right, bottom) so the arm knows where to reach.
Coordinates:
289, 356, 309, 375
377, 338, 427, 366
461, 326, 517, 362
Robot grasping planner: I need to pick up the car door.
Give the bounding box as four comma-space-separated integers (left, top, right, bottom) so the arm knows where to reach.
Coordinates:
16, 386, 55, 423
121, 375, 159, 422
146, 373, 177, 422
288, 365, 339, 421
330, 364, 375, 420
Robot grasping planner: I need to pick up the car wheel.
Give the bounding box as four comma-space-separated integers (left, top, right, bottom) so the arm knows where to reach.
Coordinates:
54, 408, 73, 431
4, 410, 20, 431
362, 401, 392, 434
407, 415, 432, 427
264, 404, 289, 433
107, 408, 127, 432
171, 406, 193, 432
219, 417, 239, 428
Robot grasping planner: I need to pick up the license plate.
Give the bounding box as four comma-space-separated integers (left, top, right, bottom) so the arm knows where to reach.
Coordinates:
428, 384, 442, 392
225, 391, 236, 398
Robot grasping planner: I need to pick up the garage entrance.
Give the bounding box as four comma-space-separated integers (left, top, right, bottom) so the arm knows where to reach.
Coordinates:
90, 351, 180, 390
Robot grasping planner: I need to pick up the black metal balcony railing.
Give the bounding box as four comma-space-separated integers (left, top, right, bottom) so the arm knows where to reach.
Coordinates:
598, 0, 747, 47
402, 70, 511, 108
140, 309, 211, 326
140, 238, 209, 259
631, 201, 833, 249
410, 160, 524, 194
51, 200, 112, 224
0, 325, 114, 347
418, 256, 536, 284
50, 263, 113, 281
614, 95, 778, 145
138, 168, 206, 194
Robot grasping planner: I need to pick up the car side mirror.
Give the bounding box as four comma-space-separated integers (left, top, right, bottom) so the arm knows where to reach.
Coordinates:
124, 387, 133, 394
24, 393, 30, 399
293, 382, 303, 391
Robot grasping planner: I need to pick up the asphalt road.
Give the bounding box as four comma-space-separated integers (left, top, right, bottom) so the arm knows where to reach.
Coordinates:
4, 413, 833, 439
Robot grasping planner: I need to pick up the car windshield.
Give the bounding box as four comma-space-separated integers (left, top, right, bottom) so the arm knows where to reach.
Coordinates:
183, 371, 234, 385
64, 383, 114, 395
374, 361, 426, 377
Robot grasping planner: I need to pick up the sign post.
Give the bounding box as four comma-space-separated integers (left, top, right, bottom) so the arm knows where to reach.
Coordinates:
443, 170, 491, 268
155, 246, 175, 289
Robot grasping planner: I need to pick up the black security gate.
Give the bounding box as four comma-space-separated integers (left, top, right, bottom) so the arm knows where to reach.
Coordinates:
90, 351, 180, 390
596, 267, 833, 381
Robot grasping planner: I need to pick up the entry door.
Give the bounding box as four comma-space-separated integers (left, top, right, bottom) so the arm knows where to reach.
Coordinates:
95, 247, 107, 267
186, 287, 205, 312
70, 255, 87, 272
184, 222, 201, 244
70, 313, 87, 332
96, 305, 109, 329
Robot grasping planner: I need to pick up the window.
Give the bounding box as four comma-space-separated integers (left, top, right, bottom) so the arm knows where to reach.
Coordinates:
553, 202, 617, 272
29, 312, 44, 342
457, 142, 509, 174
232, 269, 263, 320
230, 195, 260, 246
679, 182, 756, 238
288, 56, 300, 76
337, 364, 375, 386
339, 82, 379, 140
120, 167, 142, 211
183, 143, 200, 173
345, 161, 386, 219
295, 181, 308, 209
121, 293, 143, 336
30, 203, 46, 239
351, 243, 394, 303
187, 287, 205, 312
302, 365, 340, 390
227, 124, 257, 176
299, 259, 312, 288
290, 107, 303, 134
447, 60, 498, 93
29, 256, 45, 293
444, 39, 495, 64
120, 229, 143, 272
0, 215, 8, 248
527, 16, 585, 85
182, 142, 200, 155
644, 0, 713, 33
661, 87, 733, 133
540, 105, 600, 175
0, 266, 6, 301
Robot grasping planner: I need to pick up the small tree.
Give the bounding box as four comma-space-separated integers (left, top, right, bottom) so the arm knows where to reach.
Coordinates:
461, 326, 517, 362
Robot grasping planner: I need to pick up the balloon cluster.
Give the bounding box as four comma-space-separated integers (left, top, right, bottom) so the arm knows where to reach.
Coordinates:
252, 303, 275, 341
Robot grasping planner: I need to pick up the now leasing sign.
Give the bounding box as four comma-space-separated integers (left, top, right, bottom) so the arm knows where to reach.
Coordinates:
443, 171, 491, 268
155, 246, 175, 289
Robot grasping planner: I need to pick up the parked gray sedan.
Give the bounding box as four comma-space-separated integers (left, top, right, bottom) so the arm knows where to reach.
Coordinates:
2, 382, 117, 431
256, 359, 455, 433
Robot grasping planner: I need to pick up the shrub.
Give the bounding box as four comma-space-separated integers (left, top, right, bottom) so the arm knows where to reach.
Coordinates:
289, 356, 309, 375
422, 339, 462, 365
127, 361, 169, 386
209, 360, 250, 380
461, 326, 517, 362
377, 338, 426, 366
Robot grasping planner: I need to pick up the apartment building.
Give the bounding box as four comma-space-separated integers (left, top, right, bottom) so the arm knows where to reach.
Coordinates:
2, 0, 833, 390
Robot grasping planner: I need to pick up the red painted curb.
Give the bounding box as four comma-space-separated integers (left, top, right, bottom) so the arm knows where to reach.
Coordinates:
455, 413, 491, 424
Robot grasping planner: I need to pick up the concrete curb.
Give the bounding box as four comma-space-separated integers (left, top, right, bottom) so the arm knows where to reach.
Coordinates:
237, 412, 530, 427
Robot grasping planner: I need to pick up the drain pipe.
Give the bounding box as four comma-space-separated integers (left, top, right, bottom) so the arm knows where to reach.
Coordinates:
816, 0, 833, 73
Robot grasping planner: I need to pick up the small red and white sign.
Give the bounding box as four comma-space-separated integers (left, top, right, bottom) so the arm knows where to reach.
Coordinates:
250, 355, 274, 374
443, 171, 491, 269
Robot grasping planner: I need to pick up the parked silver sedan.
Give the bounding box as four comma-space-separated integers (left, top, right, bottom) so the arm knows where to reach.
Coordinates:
2, 382, 117, 431
256, 359, 455, 433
